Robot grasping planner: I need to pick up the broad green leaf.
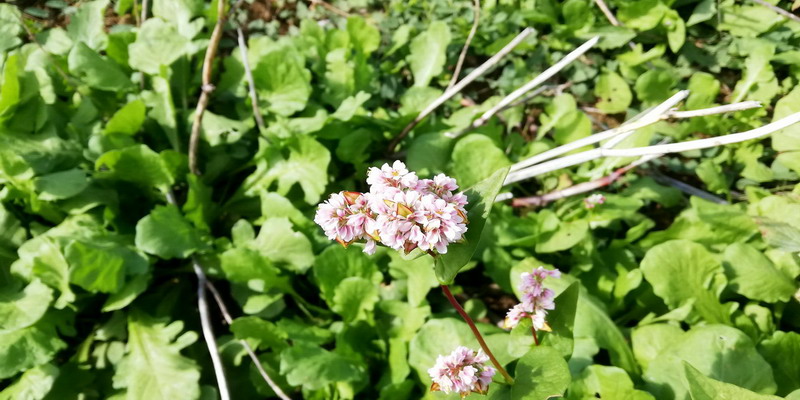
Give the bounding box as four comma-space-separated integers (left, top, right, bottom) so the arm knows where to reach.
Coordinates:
34, 169, 90, 201
731, 45, 779, 104
254, 218, 314, 273
772, 85, 800, 152
244, 136, 330, 205
632, 324, 684, 371
105, 100, 146, 136
568, 365, 655, 400
696, 160, 728, 195
102, 273, 150, 312
313, 245, 381, 303
539, 282, 579, 358
0, 318, 65, 379
135, 205, 208, 259
142, 76, 180, 151
451, 135, 510, 188
219, 247, 290, 292
435, 167, 510, 284
332, 277, 379, 322
755, 220, 800, 253
687, 0, 717, 26
406, 132, 454, 177
595, 71, 632, 113
230, 316, 287, 351
0, 363, 58, 400
758, 331, 800, 396
252, 41, 312, 116
150, 0, 203, 39
511, 346, 571, 400
634, 70, 676, 105
683, 362, 782, 400
0, 5, 22, 53
408, 21, 452, 87
113, 311, 200, 400
65, 239, 147, 294
279, 343, 363, 391
258, 192, 306, 226
641, 240, 731, 324
346, 16, 380, 55
128, 19, 190, 75
643, 325, 776, 400
68, 42, 133, 91
0, 280, 52, 332
664, 10, 686, 53
722, 243, 796, 303
536, 220, 588, 253
66, 0, 108, 50
95, 145, 174, 189
618, 0, 668, 30
0, 54, 20, 121
11, 237, 74, 309
388, 252, 438, 307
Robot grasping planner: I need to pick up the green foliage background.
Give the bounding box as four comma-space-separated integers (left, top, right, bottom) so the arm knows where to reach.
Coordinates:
1, 0, 800, 399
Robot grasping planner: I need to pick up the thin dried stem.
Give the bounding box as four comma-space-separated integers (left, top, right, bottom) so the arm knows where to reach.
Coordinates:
646, 170, 729, 204
387, 28, 535, 153
236, 27, 266, 132
591, 0, 636, 50
447, 0, 481, 90
133, 0, 141, 26
440, 285, 514, 384
141, 0, 149, 23
751, 0, 800, 24
205, 282, 293, 400
447, 36, 600, 139
188, 0, 227, 175
310, 0, 351, 18
510, 153, 661, 207
193, 261, 232, 400
505, 111, 800, 184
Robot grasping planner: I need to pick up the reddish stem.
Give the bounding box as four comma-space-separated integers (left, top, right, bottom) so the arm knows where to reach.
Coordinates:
440, 285, 514, 384
530, 325, 540, 346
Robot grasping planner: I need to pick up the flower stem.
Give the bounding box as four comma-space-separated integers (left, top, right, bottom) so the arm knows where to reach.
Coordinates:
530, 325, 540, 346
440, 285, 514, 384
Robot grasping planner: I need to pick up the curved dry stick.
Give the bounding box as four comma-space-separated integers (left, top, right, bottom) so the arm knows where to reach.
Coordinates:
188, 0, 227, 175
236, 27, 266, 132
447, 0, 481, 90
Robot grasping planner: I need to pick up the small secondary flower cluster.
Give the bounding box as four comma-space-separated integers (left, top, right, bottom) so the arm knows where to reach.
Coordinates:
428, 346, 496, 398
314, 161, 468, 255
504, 267, 561, 330
584, 193, 606, 209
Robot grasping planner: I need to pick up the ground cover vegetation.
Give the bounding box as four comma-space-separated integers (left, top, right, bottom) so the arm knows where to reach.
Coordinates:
1, 0, 800, 399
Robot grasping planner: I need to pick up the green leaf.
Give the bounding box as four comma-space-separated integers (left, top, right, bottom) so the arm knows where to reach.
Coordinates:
407, 21, 452, 87
135, 205, 208, 259
279, 343, 363, 391
539, 282, 579, 358
219, 247, 290, 292
435, 167, 510, 284
112, 311, 200, 400
641, 240, 731, 324
0, 280, 52, 332
758, 331, 800, 396
230, 316, 287, 351
722, 243, 796, 303
0, 317, 65, 379
11, 237, 74, 309
66, 239, 147, 294
772, 86, 800, 152
406, 132, 454, 177
252, 41, 312, 116
142, 76, 180, 151
595, 71, 632, 114
66, 0, 108, 50
95, 145, 174, 189
34, 169, 90, 201
643, 324, 776, 400
687, 0, 717, 26
388, 252, 438, 307
244, 136, 330, 205
0, 5, 23, 53
254, 218, 314, 273
346, 16, 380, 55
732, 45, 779, 104
451, 135, 510, 188
634, 70, 676, 105
68, 42, 133, 91
664, 10, 686, 53
105, 100, 146, 136
618, 0, 668, 30
331, 277, 379, 323
755, 220, 800, 253
313, 245, 381, 303
0, 54, 20, 122
102, 273, 150, 312
128, 19, 190, 75
568, 365, 655, 400
0, 363, 59, 400
683, 362, 782, 400
536, 219, 588, 253
696, 160, 729, 195
511, 346, 571, 399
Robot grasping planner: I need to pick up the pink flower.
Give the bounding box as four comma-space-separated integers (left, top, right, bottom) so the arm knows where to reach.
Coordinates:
504, 267, 561, 330
428, 346, 496, 397
584, 193, 606, 209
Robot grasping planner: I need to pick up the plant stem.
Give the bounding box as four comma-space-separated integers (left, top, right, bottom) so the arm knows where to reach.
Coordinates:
440, 285, 514, 384
530, 326, 540, 346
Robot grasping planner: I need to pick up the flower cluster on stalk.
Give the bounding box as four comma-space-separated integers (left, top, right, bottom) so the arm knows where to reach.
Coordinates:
504, 267, 561, 330
427, 346, 496, 398
314, 161, 468, 255
583, 193, 606, 209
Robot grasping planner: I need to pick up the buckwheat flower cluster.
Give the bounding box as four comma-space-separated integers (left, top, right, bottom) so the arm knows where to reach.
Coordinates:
314, 161, 468, 255
583, 193, 606, 209
504, 267, 561, 330
428, 346, 496, 398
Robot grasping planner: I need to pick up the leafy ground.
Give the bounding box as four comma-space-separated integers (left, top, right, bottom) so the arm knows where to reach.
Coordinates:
1, 0, 800, 399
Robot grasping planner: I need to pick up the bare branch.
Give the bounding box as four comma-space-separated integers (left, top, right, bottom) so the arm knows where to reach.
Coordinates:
141, 0, 149, 23
237, 27, 266, 132
447, 0, 481, 90
504, 111, 800, 184
646, 169, 729, 204
387, 27, 535, 153
193, 261, 232, 400
751, 0, 800, 24
510, 153, 661, 207
310, 0, 351, 18
205, 282, 293, 400
188, 0, 228, 175
447, 36, 600, 139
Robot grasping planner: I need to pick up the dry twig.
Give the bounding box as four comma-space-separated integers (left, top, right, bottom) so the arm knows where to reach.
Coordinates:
236, 27, 266, 132
752, 0, 800, 24
447, 0, 481, 90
